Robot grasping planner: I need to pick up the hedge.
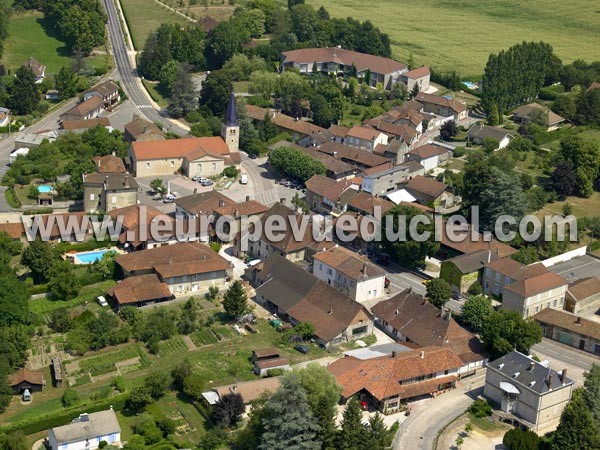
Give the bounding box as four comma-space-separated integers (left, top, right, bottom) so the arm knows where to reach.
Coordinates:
1, 393, 128, 435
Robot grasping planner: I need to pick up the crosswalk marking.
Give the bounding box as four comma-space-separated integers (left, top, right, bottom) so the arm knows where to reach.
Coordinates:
137, 104, 153, 109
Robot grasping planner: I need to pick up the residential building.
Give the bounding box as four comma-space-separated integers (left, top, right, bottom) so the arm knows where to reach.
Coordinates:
48, 410, 121, 450
93, 154, 127, 173
440, 249, 502, 295
305, 175, 357, 215
280, 47, 408, 90
60, 97, 104, 122
361, 161, 424, 195
365, 119, 419, 147
372, 289, 488, 374
14, 130, 57, 149
0, 222, 25, 240
297, 145, 357, 180
317, 142, 390, 169
344, 126, 388, 151
415, 93, 468, 121
328, 346, 463, 412
115, 242, 232, 295
202, 377, 282, 407
175, 191, 235, 219
0, 107, 10, 127
438, 222, 517, 260
23, 57, 45, 83
83, 81, 120, 108
108, 204, 177, 250
346, 191, 396, 216
82, 172, 138, 213
534, 308, 600, 356
124, 114, 165, 142
246, 200, 332, 262
60, 118, 112, 134
483, 258, 549, 298
406, 144, 452, 172
565, 276, 600, 314
251, 254, 374, 347
404, 175, 456, 209
10, 368, 43, 394
512, 103, 565, 130
466, 124, 512, 150
313, 245, 386, 303
106, 273, 173, 309
483, 351, 573, 431
400, 66, 431, 92
502, 272, 569, 318
129, 136, 233, 178
9, 147, 29, 165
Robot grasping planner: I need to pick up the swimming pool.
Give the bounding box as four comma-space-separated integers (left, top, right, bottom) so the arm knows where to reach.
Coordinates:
73, 249, 116, 264
38, 185, 53, 193
462, 81, 479, 90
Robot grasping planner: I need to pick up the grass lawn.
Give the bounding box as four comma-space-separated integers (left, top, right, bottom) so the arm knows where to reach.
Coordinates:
307, 0, 600, 76
545, 128, 600, 151
538, 192, 600, 219
233, 81, 249, 93
29, 280, 117, 317
2, 12, 71, 75
142, 79, 169, 107
121, 0, 191, 49
468, 413, 508, 433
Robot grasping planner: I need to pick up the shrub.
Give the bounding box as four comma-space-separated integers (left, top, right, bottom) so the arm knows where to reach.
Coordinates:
469, 399, 493, 418
467, 282, 482, 296
61, 389, 81, 408
266, 368, 285, 377
209, 242, 222, 253
112, 376, 126, 393
222, 166, 239, 178
452, 147, 466, 158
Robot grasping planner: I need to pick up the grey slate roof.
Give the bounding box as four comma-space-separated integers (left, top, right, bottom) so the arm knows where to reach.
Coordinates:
466, 124, 512, 142
224, 91, 238, 126
487, 351, 573, 395
50, 410, 120, 444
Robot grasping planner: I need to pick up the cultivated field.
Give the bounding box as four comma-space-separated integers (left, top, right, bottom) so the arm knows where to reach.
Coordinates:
120, 0, 192, 49
307, 0, 600, 76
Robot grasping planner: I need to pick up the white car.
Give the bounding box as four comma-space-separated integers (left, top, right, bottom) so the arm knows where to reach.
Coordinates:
240, 174, 248, 184
163, 194, 175, 203
97, 296, 108, 307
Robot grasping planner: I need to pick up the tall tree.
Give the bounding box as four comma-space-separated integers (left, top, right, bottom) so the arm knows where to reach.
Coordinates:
556, 136, 600, 198
9, 66, 40, 115
365, 413, 390, 450
0, 269, 29, 327
338, 398, 365, 450
481, 309, 542, 358
48, 260, 80, 300
583, 364, 600, 423
56, 66, 78, 98
213, 393, 245, 428
478, 167, 527, 231
222, 280, 248, 319
167, 64, 197, 119
552, 388, 600, 450
199, 69, 233, 116
460, 295, 493, 332
259, 374, 322, 450
551, 162, 577, 198
426, 278, 453, 308
22, 239, 57, 283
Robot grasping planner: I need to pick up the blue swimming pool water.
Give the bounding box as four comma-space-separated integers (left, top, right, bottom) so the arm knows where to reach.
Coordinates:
38, 185, 53, 193
462, 81, 478, 89
75, 249, 113, 264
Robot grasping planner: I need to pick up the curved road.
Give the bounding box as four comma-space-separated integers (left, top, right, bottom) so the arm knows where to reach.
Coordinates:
101, 0, 188, 136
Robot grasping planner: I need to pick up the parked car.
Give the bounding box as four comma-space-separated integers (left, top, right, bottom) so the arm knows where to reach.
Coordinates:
294, 345, 310, 354
240, 174, 248, 184
249, 153, 257, 159
163, 194, 175, 203
201, 180, 214, 186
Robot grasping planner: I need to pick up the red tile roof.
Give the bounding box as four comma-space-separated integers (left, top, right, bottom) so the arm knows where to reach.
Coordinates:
10, 368, 43, 387
484, 258, 547, 280
534, 308, 600, 340
504, 272, 568, 298
567, 277, 600, 302
62, 117, 110, 131
93, 155, 127, 173
405, 175, 448, 199
408, 144, 449, 159
347, 126, 382, 141
314, 246, 385, 281
403, 66, 430, 79
107, 273, 172, 305
415, 93, 467, 114
0, 222, 25, 239
131, 136, 230, 161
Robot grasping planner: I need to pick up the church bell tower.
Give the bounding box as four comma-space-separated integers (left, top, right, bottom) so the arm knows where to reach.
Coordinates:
221, 91, 239, 153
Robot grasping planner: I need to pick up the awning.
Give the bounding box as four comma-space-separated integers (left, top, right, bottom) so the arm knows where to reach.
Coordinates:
386, 189, 416, 205
499, 381, 520, 395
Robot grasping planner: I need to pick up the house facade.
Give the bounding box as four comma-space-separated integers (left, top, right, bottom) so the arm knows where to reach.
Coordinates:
534, 308, 600, 356
344, 126, 388, 151
60, 97, 104, 122
415, 93, 468, 121
564, 276, 600, 314
313, 246, 386, 303
83, 173, 138, 214
48, 410, 121, 450
466, 124, 512, 150
483, 258, 548, 298
83, 81, 120, 108
400, 66, 431, 92
361, 162, 424, 195
502, 272, 568, 318
406, 144, 452, 172
484, 351, 573, 431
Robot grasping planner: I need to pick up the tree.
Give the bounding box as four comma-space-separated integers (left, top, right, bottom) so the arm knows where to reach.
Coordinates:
167, 64, 197, 119
125, 386, 153, 414
9, 66, 40, 115
460, 295, 493, 332
135, 413, 163, 445
159, 60, 180, 93
512, 246, 539, 265
138, 31, 171, 81
0, 269, 29, 327
259, 374, 321, 450
288, 0, 304, 8
481, 309, 542, 358
440, 120, 458, 141
381, 205, 440, 270
199, 69, 233, 116
503, 428, 540, 450
213, 392, 245, 428
556, 136, 600, 197
293, 322, 315, 341
172, 359, 193, 391
464, 422, 473, 436
575, 88, 600, 126
259, 112, 278, 142
222, 280, 248, 319
426, 278, 453, 308
365, 413, 390, 450
56, 66, 79, 98
478, 168, 527, 231
338, 397, 365, 450
22, 239, 58, 283
409, 83, 420, 99
0, 431, 28, 450
487, 103, 500, 125
48, 260, 80, 300
583, 364, 600, 422
552, 388, 600, 450
183, 372, 206, 401
61, 388, 81, 407
150, 178, 166, 197
552, 95, 577, 120
455, 436, 464, 448
268, 146, 326, 181
295, 364, 341, 413
249, 70, 278, 99
144, 371, 171, 399
207, 21, 249, 68
551, 162, 577, 198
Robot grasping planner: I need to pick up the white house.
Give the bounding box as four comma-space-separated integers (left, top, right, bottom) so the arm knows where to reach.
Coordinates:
344, 126, 388, 151
48, 410, 121, 450
313, 245, 386, 303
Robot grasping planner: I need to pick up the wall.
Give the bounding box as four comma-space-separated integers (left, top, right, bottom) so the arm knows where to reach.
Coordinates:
164, 270, 229, 295
540, 246, 588, 267
103, 189, 138, 213
133, 157, 184, 177
184, 157, 225, 178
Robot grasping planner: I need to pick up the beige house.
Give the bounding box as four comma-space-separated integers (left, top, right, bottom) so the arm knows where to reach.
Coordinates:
344, 126, 388, 151
484, 350, 573, 431
60, 96, 104, 122
83, 172, 138, 214
415, 93, 468, 121
534, 308, 600, 356
83, 81, 120, 108
502, 272, 568, 318
360, 161, 424, 195
313, 245, 386, 303
483, 258, 549, 298
115, 242, 232, 296
400, 66, 431, 92
565, 276, 600, 314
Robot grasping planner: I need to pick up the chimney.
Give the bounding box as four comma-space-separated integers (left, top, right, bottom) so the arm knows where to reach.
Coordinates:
280, 198, 286, 204
234, 209, 239, 217
112, 151, 116, 157
487, 250, 492, 264
420, 350, 425, 359
561, 369, 568, 383
328, 307, 333, 315
547, 373, 554, 388
529, 361, 535, 371
246, 195, 250, 202
361, 262, 368, 276
194, 188, 197, 195
576, 317, 581, 325
391, 350, 397, 358
219, 199, 225, 207
422, 297, 428, 305
124, 174, 129, 188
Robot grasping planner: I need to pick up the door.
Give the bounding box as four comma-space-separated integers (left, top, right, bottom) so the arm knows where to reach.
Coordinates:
579, 339, 586, 350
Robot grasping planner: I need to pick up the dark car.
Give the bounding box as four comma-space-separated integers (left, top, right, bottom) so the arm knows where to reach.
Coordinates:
294, 345, 310, 354
201, 180, 214, 186
249, 153, 257, 159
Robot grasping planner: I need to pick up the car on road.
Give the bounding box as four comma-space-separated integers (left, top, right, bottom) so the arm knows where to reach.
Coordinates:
240, 174, 248, 184
192, 175, 205, 182
248, 154, 257, 159
294, 345, 310, 354
201, 180, 214, 186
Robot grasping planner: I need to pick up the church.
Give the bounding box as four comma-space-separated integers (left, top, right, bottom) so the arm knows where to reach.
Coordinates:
127, 92, 241, 178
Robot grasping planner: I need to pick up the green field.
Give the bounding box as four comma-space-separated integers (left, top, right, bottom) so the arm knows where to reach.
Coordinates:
120, 0, 192, 49
2, 12, 72, 74
307, 0, 600, 76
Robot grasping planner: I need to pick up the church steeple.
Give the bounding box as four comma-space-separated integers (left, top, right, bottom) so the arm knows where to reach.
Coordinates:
221, 91, 239, 153
224, 91, 238, 126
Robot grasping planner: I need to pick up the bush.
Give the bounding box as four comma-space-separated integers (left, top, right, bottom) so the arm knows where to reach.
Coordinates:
469, 399, 493, 418
266, 368, 285, 377
503, 427, 540, 450
222, 166, 239, 178
467, 282, 482, 296
5, 189, 21, 208
61, 388, 81, 408
112, 376, 126, 393
452, 147, 466, 158
209, 242, 221, 253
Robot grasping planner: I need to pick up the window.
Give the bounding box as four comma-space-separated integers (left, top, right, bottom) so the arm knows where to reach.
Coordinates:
352, 326, 368, 336
146, 162, 150, 168
327, 268, 333, 275
112, 196, 117, 204
319, 263, 323, 271
90, 193, 95, 200
212, 163, 217, 171
170, 160, 175, 167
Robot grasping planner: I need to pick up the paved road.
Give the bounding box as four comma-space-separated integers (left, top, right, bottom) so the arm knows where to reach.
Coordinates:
393, 371, 486, 450
101, 0, 188, 135
532, 338, 598, 386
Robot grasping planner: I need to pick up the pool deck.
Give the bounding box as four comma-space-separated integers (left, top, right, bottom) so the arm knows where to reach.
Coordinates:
64, 247, 123, 264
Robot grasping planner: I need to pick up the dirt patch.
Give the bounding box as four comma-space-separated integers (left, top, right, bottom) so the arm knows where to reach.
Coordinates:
181, 334, 197, 351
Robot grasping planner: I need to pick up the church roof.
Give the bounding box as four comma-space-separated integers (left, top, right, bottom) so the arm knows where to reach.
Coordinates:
224, 92, 238, 126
